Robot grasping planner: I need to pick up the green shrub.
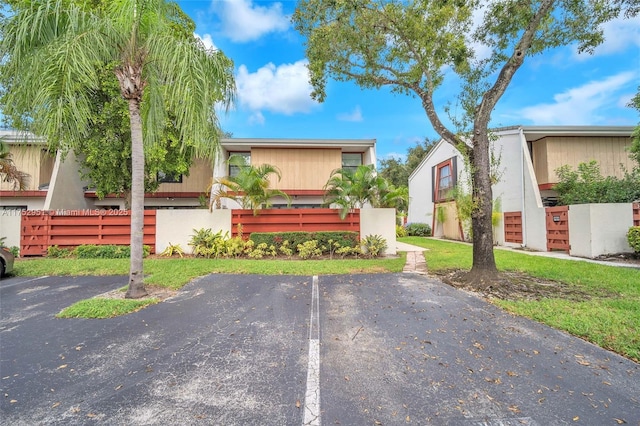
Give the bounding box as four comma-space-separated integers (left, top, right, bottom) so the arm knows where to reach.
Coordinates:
361, 234, 388, 258
47, 245, 72, 258
405, 222, 431, 237
9, 246, 19, 258
73, 244, 150, 259
628, 226, 640, 253
396, 224, 407, 238
297, 240, 322, 259
160, 243, 184, 257
250, 231, 358, 253
189, 228, 229, 258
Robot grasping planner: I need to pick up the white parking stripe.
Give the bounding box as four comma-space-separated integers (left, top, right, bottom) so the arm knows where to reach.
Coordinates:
303, 275, 321, 426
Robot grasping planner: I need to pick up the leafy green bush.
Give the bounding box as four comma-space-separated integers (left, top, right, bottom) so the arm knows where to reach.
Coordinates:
73, 244, 150, 259
361, 234, 388, 258
396, 224, 407, 238
405, 222, 431, 237
47, 245, 72, 258
297, 240, 322, 259
628, 226, 640, 254
160, 243, 184, 257
554, 161, 640, 205
189, 228, 229, 258
250, 231, 358, 253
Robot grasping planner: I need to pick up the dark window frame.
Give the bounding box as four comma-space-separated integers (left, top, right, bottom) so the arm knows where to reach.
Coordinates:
432, 157, 457, 202
341, 152, 362, 174
228, 152, 251, 177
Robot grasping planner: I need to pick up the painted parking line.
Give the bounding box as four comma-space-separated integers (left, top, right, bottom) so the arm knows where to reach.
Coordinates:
0, 276, 50, 289
303, 275, 321, 426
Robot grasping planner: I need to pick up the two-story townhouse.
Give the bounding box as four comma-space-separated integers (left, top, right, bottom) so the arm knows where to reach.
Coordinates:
408, 125, 635, 250
213, 138, 377, 209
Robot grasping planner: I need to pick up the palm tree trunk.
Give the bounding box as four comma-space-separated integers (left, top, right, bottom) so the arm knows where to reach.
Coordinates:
125, 98, 148, 299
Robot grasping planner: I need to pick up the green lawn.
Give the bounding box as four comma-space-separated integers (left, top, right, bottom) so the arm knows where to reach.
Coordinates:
399, 237, 640, 362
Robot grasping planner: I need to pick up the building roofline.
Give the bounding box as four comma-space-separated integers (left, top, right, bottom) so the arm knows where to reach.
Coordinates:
220, 137, 376, 152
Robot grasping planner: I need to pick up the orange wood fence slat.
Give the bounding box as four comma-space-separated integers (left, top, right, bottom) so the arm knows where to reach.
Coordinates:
503, 211, 523, 244
231, 208, 360, 237
21, 210, 156, 256
633, 202, 640, 227
545, 206, 570, 252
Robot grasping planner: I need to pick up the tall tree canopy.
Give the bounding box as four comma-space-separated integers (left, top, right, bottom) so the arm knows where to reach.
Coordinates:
1, 0, 235, 297
294, 0, 630, 286
379, 138, 435, 188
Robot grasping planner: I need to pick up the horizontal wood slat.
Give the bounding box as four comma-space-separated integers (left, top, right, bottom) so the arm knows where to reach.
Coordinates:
231, 208, 360, 237
633, 202, 640, 227
21, 210, 156, 256
503, 211, 523, 244
545, 206, 570, 252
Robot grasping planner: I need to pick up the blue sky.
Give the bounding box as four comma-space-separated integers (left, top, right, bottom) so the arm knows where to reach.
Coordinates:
183, 1, 640, 162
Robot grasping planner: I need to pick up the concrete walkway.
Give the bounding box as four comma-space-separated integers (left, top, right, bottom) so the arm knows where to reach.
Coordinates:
396, 241, 428, 274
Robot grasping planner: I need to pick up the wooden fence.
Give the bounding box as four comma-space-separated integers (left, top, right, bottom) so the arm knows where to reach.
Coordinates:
634, 202, 640, 227
231, 208, 360, 237
503, 211, 523, 244
21, 210, 156, 256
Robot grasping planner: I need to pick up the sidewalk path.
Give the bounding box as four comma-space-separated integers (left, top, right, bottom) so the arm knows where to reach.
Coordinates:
396, 241, 428, 274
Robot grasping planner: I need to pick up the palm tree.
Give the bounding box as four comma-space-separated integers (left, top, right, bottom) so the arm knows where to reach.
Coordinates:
0, 140, 30, 191
323, 164, 408, 219
1, 0, 235, 298
211, 155, 291, 214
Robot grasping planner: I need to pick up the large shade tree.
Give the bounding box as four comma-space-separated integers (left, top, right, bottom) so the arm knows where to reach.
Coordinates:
1, 0, 235, 297
294, 0, 631, 286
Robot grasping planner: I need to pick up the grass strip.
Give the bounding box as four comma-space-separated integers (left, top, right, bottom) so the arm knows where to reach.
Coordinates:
57, 297, 159, 319
399, 237, 640, 362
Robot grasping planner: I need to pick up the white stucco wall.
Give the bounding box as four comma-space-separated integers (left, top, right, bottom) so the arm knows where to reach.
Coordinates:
568, 203, 634, 258
0, 212, 22, 248
359, 208, 396, 255
407, 140, 464, 227
156, 209, 232, 254
44, 150, 93, 210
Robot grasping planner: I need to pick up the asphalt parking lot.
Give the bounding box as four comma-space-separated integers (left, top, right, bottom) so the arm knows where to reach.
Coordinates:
1, 273, 639, 425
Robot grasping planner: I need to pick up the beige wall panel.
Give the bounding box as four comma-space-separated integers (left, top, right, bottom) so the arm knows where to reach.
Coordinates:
39, 151, 56, 186
541, 136, 633, 183
157, 158, 213, 193
252, 148, 342, 190
532, 139, 550, 185
1, 145, 43, 190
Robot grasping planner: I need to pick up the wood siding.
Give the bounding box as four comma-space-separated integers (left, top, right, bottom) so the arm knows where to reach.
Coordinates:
157, 158, 213, 193
532, 136, 633, 185
251, 148, 342, 190
1, 145, 54, 191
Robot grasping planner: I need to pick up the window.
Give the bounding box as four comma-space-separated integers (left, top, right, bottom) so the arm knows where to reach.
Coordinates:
157, 171, 182, 183
432, 158, 457, 202
342, 153, 362, 174
228, 152, 250, 177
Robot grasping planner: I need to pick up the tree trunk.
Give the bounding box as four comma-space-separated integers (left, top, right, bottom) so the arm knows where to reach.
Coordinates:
467, 128, 498, 283
125, 98, 148, 299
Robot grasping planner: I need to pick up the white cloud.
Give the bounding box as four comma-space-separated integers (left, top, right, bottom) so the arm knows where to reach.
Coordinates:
236, 60, 318, 115
520, 71, 637, 125
195, 33, 217, 51
337, 106, 363, 122
574, 15, 640, 60
213, 0, 290, 43
249, 111, 265, 125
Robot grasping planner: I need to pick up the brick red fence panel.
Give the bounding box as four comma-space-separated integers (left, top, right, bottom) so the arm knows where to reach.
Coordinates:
231, 208, 360, 237
21, 210, 156, 256
633, 202, 640, 227
546, 206, 570, 252
503, 211, 523, 244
